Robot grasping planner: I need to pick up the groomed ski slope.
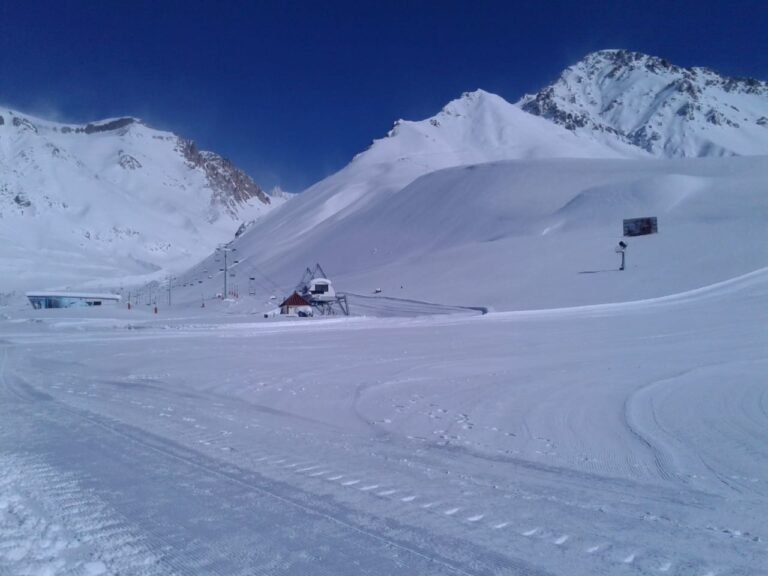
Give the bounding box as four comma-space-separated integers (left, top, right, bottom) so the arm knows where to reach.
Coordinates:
1, 261, 766, 575
173, 155, 768, 314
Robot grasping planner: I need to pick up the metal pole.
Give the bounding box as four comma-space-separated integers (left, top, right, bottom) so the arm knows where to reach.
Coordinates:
224, 250, 228, 298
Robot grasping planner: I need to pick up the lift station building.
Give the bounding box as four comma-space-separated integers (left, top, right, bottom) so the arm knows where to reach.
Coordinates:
27, 292, 122, 309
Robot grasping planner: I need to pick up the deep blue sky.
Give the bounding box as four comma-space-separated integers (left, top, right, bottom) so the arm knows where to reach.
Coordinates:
1, 1, 766, 190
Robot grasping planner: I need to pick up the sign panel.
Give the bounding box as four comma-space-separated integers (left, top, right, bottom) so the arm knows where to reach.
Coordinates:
623, 217, 658, 237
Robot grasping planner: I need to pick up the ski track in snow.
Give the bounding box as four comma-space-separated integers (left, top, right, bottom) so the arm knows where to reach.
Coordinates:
0, 453, 173, 576
1, 268, 767, 575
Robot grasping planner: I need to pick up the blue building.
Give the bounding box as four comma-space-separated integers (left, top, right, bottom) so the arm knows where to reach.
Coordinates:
26, 292, 121, 309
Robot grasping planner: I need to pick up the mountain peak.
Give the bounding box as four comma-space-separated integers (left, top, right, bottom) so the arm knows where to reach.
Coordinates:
438, 88, 506, 117
519, 50, 768, 158
582, 48, 672, 66
358, 87, 629, 170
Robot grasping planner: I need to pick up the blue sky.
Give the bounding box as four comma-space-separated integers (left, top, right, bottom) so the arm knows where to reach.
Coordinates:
1, 1, 765, 190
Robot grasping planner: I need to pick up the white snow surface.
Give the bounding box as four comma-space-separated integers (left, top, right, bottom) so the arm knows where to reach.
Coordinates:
1, 263, 766, 574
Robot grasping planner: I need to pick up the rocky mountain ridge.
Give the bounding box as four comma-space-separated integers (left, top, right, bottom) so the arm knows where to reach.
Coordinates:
1, 111, 271, 216
519, 49, 768, 157
0, 108, 281, 290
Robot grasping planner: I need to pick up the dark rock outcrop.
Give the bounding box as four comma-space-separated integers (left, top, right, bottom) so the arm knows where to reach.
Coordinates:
177, 139, 270, 216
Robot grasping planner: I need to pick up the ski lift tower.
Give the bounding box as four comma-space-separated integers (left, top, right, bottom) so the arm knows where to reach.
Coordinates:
296, 263, 349, 316
216, 244, 237, 298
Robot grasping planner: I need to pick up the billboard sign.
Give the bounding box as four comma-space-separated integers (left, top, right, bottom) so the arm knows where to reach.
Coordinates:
623, 217, 658, 237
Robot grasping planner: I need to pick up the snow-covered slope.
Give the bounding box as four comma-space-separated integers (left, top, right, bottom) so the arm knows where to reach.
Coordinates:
520, 49, 768, 158
0, 109, 281, 291
175, 154, 768, 312
171, 72, 768, 314
218, 90, 641, 267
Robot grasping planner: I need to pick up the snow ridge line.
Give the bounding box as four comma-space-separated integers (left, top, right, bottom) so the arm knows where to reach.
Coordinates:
623, 370, 693, 483
488, 266, 768, 320
623, 361, 737, 486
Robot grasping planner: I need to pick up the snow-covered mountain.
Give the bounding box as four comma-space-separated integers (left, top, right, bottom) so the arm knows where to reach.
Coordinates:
177, 154, 768, 312
0, 109, 281, 290
9, 49, 768, 302
177, 138, 768, 314
519, 49, 768, 157
170, 52, 768, 313
228, 49, 768, 267
226, 90, 642, 261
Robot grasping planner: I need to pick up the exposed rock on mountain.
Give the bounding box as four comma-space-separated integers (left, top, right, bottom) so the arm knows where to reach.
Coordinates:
177, 139, 270, 218
519, 49, 768, 157
0, 109, 280, 289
